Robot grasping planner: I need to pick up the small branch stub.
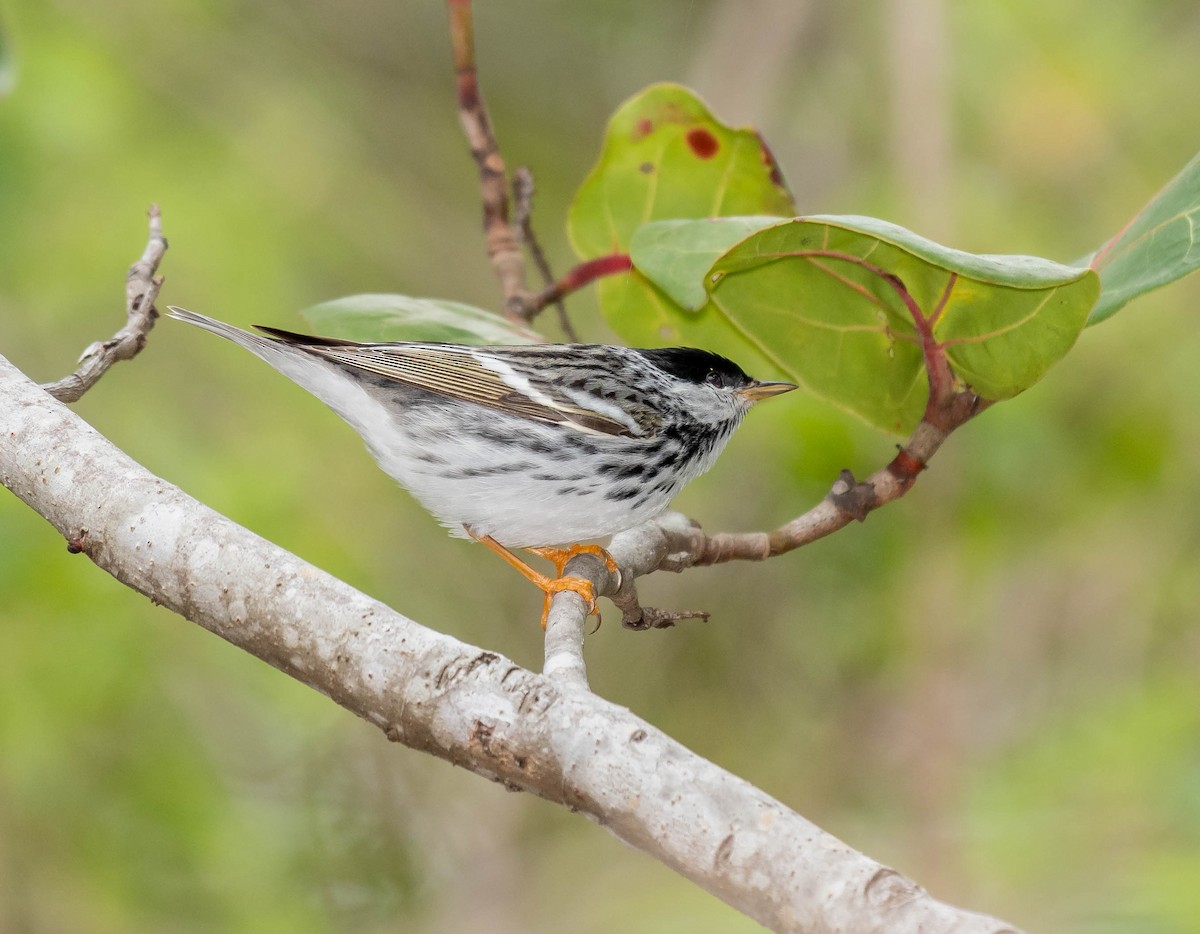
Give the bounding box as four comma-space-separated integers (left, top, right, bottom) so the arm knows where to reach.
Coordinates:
41, 205, 167, 403
827, 468, 875, 523
621, 605, 710, 631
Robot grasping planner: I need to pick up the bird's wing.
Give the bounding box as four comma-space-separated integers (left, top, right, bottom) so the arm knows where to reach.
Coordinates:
282, 340, 646, 438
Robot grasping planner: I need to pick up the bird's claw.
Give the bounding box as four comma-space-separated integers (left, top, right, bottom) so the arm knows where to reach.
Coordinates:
539, 575, 601, 630
529, 544, 620, 630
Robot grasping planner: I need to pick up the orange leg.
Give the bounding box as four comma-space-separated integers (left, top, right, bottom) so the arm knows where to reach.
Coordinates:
467, 529, 608, 629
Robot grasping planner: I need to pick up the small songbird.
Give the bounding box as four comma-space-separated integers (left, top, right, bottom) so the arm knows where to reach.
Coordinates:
168, 307, 795, 625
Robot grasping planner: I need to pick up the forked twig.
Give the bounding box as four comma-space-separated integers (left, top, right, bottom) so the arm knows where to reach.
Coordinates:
41, 206, 167, 403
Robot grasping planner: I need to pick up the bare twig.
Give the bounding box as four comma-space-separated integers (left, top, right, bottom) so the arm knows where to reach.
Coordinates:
512, 167, 579, 340
41, 206, 167, 403
565, 400, 985, 626
538, 373, 965, 619
446, 0, 532, 322
0, 352, 1022, 934
688, 417, 977, 567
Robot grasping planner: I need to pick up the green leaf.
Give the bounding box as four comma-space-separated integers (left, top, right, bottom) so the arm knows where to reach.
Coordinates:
629, 216, 785, 311
299, 294, 543, 345
567, 83, 794, 259
567, 84, 796, 342
613, 215, 1099, 434
1086, 151, 1200, 325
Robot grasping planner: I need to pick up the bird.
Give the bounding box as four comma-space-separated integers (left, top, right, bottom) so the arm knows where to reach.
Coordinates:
167, 307, 796, 626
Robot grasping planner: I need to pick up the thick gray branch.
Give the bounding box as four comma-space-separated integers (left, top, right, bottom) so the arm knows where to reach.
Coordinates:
0, 353, 1019, 934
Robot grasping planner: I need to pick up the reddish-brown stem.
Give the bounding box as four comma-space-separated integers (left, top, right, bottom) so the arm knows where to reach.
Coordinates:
914, 273, 965, 427
528, 254, 633, 314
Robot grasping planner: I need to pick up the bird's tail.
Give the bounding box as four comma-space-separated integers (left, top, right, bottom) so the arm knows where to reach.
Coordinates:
168, 306, 378, 434
167, 306, 279, 352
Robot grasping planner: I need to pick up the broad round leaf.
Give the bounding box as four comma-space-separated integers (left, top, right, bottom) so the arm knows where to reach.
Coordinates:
567, 83, 795, 259
300, 294, 543, 345
705, 217, 1100, 432
1086, 151, 1200, 325
568, 84, 795, 349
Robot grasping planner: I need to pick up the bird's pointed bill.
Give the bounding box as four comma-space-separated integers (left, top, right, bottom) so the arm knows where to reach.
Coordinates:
737, 380, 797, 402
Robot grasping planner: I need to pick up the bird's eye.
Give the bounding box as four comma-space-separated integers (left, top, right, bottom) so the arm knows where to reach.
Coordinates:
703, 369, 725, 388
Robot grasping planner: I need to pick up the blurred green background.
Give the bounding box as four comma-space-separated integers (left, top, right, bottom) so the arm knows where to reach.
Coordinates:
2, 1, 1199, 931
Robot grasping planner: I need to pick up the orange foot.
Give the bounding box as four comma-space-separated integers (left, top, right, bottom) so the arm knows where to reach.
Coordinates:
526, 544, 621, 582
467, 530, 616, 629
528, 544, 621, 629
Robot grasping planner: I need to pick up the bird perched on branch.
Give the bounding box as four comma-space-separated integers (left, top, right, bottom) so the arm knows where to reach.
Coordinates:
169, 307, 795, 627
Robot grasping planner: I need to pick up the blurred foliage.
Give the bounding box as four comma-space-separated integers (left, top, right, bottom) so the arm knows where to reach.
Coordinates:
1, 1, 1199, 932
